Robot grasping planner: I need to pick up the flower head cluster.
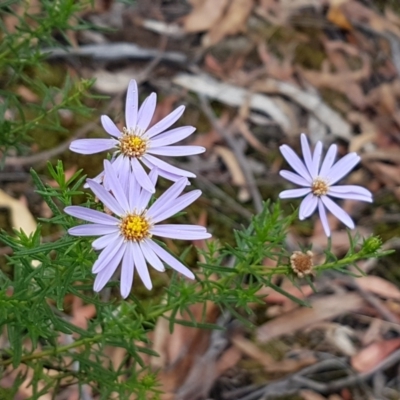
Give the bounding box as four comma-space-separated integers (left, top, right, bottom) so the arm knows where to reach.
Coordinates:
70, 80, 205, 193
66, 80, 210, 298
279, 133, 372, 237
66, 161, 210, 298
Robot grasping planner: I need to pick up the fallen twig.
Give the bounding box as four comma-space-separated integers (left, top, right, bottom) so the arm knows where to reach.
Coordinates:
173, 73, 292, 133
199, 95, 264, 213
255, 78, 352, 141
43, 42, 186, 64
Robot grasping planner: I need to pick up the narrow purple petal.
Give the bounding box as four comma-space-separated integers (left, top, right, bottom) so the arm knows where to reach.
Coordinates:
131, 158, 155, 193
120, 241, 134, 298
149, 126, 196, 148
92, 236, 125, 274
92, 232, 121, 250
69, 139, 117, 155
299, 193, 318, 220
147, 177, 188, 219
145, 239, 194, 279
279, 144, 312, 181
327, 153, 360, 185
328, 185, 372, 198
279, 170, 311, 187
125, 79, 138, 130
151, 225, 211, 240
128, 169, 141, 211
150, 191, 201, 224
319, 144, 337, 177
328, 193, 373, 202
300, 134, 315, 178
279, 188, 311, 199
68, 224, 119, 236
145, 106, 185, 139
111, 153, 124, 171
137, 168, 158, 210
103, 160, 130, 212
86, 179, 125, 216
311, 141, 323, 178
142, 154, 196, 178
137, 93, 157, 132
102, 158, 124, 193
155, 224, 208, 231
141, 157, 186, 182
83, 170, 104, 189
147, 145, 205, 157
101, 115, 122, 138
131, 241, 152, 290
318, 200, 331, 237
120, 168, 130, 199
139, 241, 165, 272
65, 206, 119, 225
328, 185, 373, 202
321, 196, 355, 229
93, 242, 125, 292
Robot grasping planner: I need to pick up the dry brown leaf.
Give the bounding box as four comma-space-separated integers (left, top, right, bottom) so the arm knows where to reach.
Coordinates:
216, 345, 243, 375
203, 0, 254, 47
327, 4, 352, 30
0, 190, 37, 236
258, 283, 314, 306
306, 323, 357, 356
234, 115, 270, 155
328, 395, 344, 400
214, 145, 250, 202
300, 390, 327, 400
298, 57, 369, 109
254, 78, 351, 140
16, 85, 39, 103
93, 69, 136, 94
4, 0, 41, 34
151, 301, 220, 395
2, 365, 52, 400
351, 338, 400, 372
204, 53, 226, 76
232, 336, 317, 373
362, 318, 384, 346
150, 95, 180, 129
173, 73, 292, 133
341, 1, 400, 38
183, 0, 229, 33
357, 276, 400, 301
371, 162, 400, 186
232, 336, 274, 366
256, 293, 364, 343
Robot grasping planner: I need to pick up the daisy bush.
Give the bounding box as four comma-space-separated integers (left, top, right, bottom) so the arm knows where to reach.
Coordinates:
279, 134, 373, 236
70, 80, 205, 192
0, 77, 391, 398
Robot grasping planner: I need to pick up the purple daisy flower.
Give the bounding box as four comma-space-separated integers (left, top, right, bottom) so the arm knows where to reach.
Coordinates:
65, 160, 211, 298
279, 133, 373, 237
70, 79, 205, 193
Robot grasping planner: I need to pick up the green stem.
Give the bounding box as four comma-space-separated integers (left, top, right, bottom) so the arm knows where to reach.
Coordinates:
0, 334, 102, 367
8, 85, 86, 137
251, 251, 388, 276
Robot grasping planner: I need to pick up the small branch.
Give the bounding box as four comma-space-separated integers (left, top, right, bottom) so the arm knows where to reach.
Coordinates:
5, 36, 168, 168
199, 95, 264, 214
42, 42, 187, 64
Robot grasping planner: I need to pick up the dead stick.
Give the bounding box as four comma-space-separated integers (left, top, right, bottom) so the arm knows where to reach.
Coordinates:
199, 95, 263, 214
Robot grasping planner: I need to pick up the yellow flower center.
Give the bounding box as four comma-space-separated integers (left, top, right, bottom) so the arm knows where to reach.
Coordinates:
119, 128, 148, 158
119, 214, 151, 241
311, 177, 329, 196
